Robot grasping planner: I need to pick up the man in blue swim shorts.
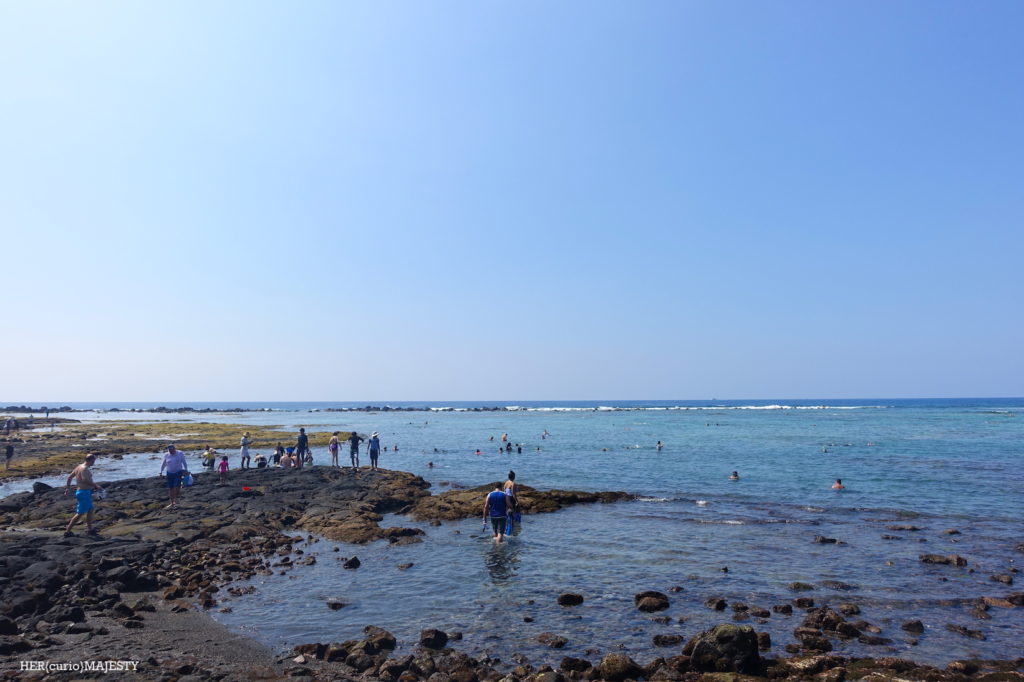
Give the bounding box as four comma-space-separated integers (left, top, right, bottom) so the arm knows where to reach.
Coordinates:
64, 454, 105, 537
483, 482, 510, 543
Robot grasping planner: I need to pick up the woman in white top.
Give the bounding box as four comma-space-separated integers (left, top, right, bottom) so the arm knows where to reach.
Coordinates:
239, 432, 251, 469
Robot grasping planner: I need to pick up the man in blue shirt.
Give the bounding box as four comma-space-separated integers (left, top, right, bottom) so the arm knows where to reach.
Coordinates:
483, 482, 510, 543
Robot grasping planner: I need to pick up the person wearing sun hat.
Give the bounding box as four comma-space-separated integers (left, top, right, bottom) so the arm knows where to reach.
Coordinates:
368, 431, 381, 470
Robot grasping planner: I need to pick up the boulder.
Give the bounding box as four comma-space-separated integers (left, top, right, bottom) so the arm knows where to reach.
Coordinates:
342, 556, 361, 569
557, 593, 583, 607
788, 582, 814, 591
635, 591, 670, 612
704, 597, 727, 611
793, 597, 814, 609
364, 625, 397, 651
682, 624, 762, 674
419, 628, 449, 650
596, 653, 643, 682
888, 621, 919, 637
537, 632, 567, 648
652, 634, 683, 647
991, 574, 1014, 585
559, 657, 591, 673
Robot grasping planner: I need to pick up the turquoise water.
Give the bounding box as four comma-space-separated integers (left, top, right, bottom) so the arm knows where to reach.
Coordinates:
8, 400, 1023, 664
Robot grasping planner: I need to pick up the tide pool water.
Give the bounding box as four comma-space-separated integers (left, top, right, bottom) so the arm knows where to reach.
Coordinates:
5, 399, 1022, 664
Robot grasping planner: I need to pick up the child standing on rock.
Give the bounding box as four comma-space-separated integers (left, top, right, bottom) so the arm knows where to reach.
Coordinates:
218, 455, 229, 485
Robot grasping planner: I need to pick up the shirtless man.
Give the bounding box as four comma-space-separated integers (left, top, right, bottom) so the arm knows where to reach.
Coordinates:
64, 454, 105, 537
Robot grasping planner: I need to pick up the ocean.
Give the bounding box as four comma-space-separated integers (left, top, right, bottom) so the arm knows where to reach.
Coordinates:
5, 398, 1023, 665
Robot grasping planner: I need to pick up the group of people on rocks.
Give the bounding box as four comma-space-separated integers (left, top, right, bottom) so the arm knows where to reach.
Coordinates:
190, 428, 389, 473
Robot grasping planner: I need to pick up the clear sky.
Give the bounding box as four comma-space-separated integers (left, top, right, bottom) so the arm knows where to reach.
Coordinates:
1, 1, 1021, 402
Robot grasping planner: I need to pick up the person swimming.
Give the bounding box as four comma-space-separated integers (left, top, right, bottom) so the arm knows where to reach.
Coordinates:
729, 471, 740, 480
832, 478, 845, 489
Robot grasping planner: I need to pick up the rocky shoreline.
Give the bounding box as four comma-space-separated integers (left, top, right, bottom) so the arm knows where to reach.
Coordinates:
0, 468, 1021, 681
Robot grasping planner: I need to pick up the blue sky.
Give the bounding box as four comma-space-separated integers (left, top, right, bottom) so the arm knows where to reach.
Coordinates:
1, 1, 1021, 401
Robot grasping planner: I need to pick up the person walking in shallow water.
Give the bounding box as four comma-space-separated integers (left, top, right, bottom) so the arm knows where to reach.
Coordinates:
64, 454, 104, 536
483, 482, 510, 543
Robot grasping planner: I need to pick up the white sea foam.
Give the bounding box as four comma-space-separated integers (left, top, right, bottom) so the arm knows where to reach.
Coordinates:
509, 404, 887, 412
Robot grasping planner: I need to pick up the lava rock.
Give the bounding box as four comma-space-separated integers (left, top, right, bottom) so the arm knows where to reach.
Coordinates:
945, 624, 985, 640
901, 620, 925, 634
596, 653, 643, 682
559, 657, 591, 673
537, 632, 568, 648
919, 554, 967, 566
682, 624, 763, 675
635, 591, 670, 612
652, 634, 683, 647
557, 593, 584, 607
704, 597, 727, 611
419, 628, 449, 650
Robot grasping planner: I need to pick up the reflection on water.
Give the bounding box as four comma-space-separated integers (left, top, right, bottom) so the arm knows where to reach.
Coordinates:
484, 540, 521, 581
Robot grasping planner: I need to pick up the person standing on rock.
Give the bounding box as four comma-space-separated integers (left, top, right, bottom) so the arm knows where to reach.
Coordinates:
348, 430, 364, 469
4, 441, 13, 471
239, 432, 251, 469
295, 428, 309, 469
368, 432, 381, 470
159, 444, 189, 509
483, 482, 510, 543
64, 454, 105, 536
328, 432, 340, 467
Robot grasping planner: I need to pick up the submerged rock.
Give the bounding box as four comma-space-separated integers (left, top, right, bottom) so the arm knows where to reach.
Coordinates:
920, 553, 968, 566
557, 593, 584, 607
